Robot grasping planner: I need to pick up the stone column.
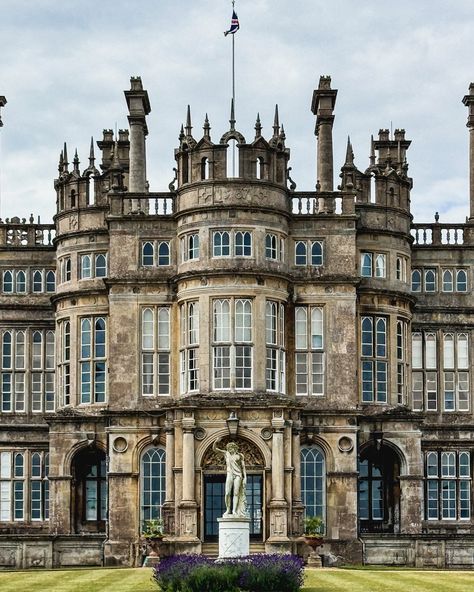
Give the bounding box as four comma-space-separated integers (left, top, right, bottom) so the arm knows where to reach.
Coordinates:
291, 424, 304, 536
311, 76, 337, 193
125, 76, 151, 194
177, 412, 200, 552
162, 419, 176, 536
463, 83, 474, 219
267, 411, 290, 551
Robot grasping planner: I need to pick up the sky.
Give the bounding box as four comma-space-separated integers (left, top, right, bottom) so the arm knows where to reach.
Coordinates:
0, 0, 473, 224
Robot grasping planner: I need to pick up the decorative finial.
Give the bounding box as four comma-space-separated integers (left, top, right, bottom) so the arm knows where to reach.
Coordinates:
345, 136, 354, 165
73, 148, 80, 173
229, 98, 236, 131
63, 142, 69, 171
89, 137, 95, 166
203, 113, 211, 139
58, 150, 64, 173
179, 124, 185, 142
280, 123, 286, 141
273, 104, 280, 136
255, 113, 262, 139
185, 105, 192, 136
370, 135, 375, 166
435, 211, 440, 223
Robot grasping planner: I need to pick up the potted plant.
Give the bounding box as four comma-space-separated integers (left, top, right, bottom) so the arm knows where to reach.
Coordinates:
303, 515, 324, 551
142, 518, 166, 558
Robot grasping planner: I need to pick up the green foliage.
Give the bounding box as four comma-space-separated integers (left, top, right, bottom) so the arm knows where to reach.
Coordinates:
142, 518, 165, 539
304, 515, 324, 536
180, 565, 241, 592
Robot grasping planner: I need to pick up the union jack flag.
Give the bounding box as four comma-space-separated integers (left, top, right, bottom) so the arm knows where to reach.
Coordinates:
224, 10, 240, 36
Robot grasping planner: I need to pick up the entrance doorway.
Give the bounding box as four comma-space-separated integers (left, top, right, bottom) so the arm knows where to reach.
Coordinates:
358, 444, 401, 534
71, 446, 107, 534
203, 474, 263, 541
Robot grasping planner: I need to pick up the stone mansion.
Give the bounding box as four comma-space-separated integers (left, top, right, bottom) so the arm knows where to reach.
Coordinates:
0, 76, 474, 568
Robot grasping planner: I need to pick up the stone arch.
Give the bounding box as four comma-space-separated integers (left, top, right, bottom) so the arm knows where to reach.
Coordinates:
359, 438, 408, 476
195, 427, 271, 470
63, 438, 107, 476
132, 433, 167, 474
300, 433, 336, 473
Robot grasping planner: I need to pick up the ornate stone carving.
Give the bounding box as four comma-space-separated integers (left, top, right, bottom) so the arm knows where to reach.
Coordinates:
203, 437, 264, 469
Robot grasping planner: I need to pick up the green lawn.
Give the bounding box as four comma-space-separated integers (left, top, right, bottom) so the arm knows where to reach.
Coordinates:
0, 567, 473, 592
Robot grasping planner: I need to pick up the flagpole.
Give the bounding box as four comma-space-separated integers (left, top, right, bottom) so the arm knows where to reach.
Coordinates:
232, 0, 236, 177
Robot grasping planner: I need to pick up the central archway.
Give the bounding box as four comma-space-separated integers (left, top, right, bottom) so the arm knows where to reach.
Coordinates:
71, 446, 106, 534
202, 437, 264, 542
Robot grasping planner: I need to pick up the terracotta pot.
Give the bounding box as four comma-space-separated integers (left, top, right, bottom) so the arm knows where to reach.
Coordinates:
145, 537, 164, 557
304, 535, 324, 550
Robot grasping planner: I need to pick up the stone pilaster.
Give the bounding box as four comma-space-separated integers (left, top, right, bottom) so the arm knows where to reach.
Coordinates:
267, 411, 289, 550
291, 424, 304, 536
399, 475, 424, 534
177, 412, 200, 550
162, 422, 176, 536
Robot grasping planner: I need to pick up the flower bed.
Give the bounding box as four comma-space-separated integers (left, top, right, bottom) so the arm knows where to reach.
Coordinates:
153, 554, 305, 592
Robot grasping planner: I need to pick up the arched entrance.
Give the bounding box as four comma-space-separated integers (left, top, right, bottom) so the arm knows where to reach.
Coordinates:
358, 443, 401, 534
71, 446, 106, 534
201, 437, 265, 542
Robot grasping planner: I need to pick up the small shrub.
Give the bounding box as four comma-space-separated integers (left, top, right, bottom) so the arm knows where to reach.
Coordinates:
153, 554, 304, 592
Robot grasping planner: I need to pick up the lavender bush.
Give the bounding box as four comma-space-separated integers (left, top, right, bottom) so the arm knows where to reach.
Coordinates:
153, 554, 305, 592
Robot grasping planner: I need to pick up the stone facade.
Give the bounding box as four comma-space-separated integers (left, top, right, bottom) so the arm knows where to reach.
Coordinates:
0, 76, 474, 569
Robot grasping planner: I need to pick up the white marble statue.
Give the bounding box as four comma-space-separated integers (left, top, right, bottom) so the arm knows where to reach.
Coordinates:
213, 438, 247, 517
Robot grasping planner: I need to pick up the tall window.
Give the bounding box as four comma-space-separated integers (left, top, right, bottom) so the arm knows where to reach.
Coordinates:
141, 307, 171, 396
80, 255, 92, 279
411, 269, 421, 292
361, 252, 386, 278
181, 233, 200, 261
426, 451, 471, 520
141, 447, 166, 526
16, 271, 26, 293
412, 332, 469, 412
212, 299, 253, 391
396, 256, 407, 282
1, 329, 55, 413
0, 450, 49, 522
2, 271, 13, 293
361, 316, 387, 403
396, 320, 409, 405
180, 301, 199, 394
295, 307, 324, 396
32, 270, 43, 293
301, 446, 325, 521
265, 233, 285, 262
80, 317, 107, 404
265, 301, 285, 393
58, 320, 71, 406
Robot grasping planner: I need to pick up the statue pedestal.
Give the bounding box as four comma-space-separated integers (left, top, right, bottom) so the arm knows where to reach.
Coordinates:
217, 516, 250, 559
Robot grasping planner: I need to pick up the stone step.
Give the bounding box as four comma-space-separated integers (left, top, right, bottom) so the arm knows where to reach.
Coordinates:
202, 541, 266, 558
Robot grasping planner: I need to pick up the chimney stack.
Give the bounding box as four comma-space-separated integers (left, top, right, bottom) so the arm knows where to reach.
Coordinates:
463, 83, 474, 219
125, 77, 151, 193
311, 76, 337, 191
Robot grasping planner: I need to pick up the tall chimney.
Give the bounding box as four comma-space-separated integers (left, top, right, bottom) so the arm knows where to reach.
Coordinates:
463, 83, 474, 219
311, 76, 337, 191
125, 77, 151, 193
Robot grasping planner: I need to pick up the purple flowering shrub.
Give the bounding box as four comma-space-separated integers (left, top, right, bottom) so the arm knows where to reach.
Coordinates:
153, 554, 305, 592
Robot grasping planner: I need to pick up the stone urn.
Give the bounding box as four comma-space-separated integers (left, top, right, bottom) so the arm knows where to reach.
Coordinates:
143, 536, 165, 567
304, 535, 324, 568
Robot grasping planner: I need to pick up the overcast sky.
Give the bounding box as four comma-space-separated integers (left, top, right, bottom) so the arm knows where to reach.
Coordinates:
0, 0, 473, 224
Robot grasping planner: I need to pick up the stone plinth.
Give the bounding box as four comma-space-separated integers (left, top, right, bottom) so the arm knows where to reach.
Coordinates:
217, 516, 250, 559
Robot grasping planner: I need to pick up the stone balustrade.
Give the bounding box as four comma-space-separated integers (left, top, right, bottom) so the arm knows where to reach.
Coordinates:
0, 217, 55, 247
291, 191, 356, 215
411, 223, 469, 246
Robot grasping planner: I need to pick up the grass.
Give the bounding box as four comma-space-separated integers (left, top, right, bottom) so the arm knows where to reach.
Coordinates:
0, 567, 473, 592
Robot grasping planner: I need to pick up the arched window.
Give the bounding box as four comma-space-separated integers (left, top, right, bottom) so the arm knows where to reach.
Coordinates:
424, 269, 436, 292
33, 270, 43, 293
81, 255, 91, 279
311, 308, 323, 349
295, 241, 307, 266
226, 139, 238, 178
13, 452, 25, 520
3, 271, 13, 293
213, 231, 230, 257
235, 231, 252, 257
70, 190, 76, 208
65, 258, 71, 282
95, 254, 107, 278
142, 242, 154, 267
375, 254, 386, 278
411, 270, 421, 292
256, 157, 264, 180
311, 242, 323, 266
301, 446, 325, 521
456, 269, 467, 292
46, 271, 56, 293
158, 242, 170, 266
201, 157, 210, 180
16, 271, 26, 294
71, 446, 106, 532
141, 447, 166, 527
442, 269, 453, 292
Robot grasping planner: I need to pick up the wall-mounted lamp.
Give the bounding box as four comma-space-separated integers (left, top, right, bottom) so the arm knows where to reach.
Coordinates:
226, 411, 239, 437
